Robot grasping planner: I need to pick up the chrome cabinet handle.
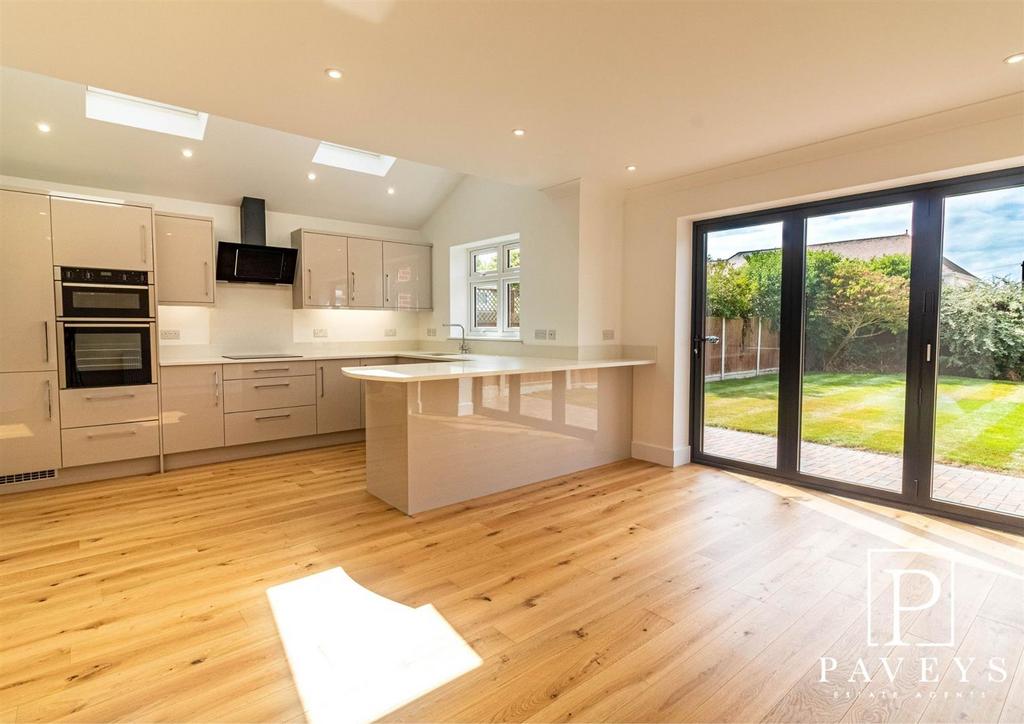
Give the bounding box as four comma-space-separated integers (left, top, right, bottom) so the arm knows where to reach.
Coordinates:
255, 413, 290, 422
351, 271, 356, 300
214, 370, 220, 406
204, 261, 210, 298
254, 382, 290, 389
307, 268, 312, 301
140, 224, 148, 264
85, 392, 136, 401
43, 321, 49, 362
45, 379, 52, 420
88, 429, 137, 439
320, 366, 325, 397
385, 272, 390, 303
253, 367, 290, 373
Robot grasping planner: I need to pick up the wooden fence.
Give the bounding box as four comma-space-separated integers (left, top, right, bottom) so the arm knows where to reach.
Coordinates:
703, 317, 780, 380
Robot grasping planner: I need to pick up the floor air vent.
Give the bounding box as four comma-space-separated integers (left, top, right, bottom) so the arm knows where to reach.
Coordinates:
1, 469, 57, 485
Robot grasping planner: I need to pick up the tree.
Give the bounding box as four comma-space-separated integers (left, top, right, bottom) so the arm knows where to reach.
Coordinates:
706, 260, 753, 319
939, 279, 1024, 380
820, 258, 909, 370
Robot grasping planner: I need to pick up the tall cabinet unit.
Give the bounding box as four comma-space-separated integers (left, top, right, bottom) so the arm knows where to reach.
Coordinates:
156, 213, 215, 305
383, 241, 432, 310
347, 237, 384, 308
291, 230, 349, 308
50, 197, 154, 271
0, 189, 61, 479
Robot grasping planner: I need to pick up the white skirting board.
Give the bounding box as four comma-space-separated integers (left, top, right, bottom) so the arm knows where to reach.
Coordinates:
631, 440, 691, 467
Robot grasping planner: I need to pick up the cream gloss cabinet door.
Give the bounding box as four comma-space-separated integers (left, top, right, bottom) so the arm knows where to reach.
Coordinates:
315, 360, 362, 433
160, 365, 225, 454
295, 231, 349, 308
155, 213, 215, 304
0, 190, 56, 373
0, 371, 60, 476
347, 237, 383, 308
50, 196, 153, 271
383, 241, 431, 310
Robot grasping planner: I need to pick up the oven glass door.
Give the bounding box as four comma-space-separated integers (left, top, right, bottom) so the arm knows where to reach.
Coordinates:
60, 284, 152, 319
62, 324, 154, 388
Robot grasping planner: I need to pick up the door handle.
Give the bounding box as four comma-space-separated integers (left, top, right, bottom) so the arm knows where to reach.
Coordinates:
320, 366, 325, 398
43, 321, 49, 362
350, 270, 356, 300
925, 343, 932, 363
214, 370, 221, 406
140, 224, 148, 264
45, 379, 52, 420
701, 336, 720, 344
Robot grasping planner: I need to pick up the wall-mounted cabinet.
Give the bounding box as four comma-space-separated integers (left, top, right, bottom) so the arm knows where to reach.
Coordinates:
51, 197, 153, 271
291, 229, 432, 311
348, 237, 384, 308
156, 213, 215, 305
0, 189, 57, 374
292, 230, 349, 308
383, 241, 432, 310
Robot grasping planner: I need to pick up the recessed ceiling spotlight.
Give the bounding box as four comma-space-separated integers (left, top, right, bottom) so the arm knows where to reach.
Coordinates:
36, 121, 51, 133
181, 148, 193, 158
387, 187, 396, 195
1005, 52, 1024, 64
307, 172, 317, 181
512, 128, 526, 137
626, 164, 637, 172
325, 68, 343, 79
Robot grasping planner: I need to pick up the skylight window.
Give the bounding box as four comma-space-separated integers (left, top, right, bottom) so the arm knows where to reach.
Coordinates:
85, 87, 209, 140
312, 141, 397, 177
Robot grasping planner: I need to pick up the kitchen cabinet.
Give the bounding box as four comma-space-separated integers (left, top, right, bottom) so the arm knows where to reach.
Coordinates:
0, 371, 60, 478
155, 213, 215, 305
0, 190, 56, 373
347, 237, 383, 308
383, 241, 432, 310
291, 230, 349, 308
62, 420, 160, 468
60, 384, 159, 428
315, 360, 362, 434
223, 375, 315, 413
51, 196, 154, 271
160, 365, 225, 454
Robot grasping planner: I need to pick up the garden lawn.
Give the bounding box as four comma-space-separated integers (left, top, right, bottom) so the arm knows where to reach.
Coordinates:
704, 372, 1024, 474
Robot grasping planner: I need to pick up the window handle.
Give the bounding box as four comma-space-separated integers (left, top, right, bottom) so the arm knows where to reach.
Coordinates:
925, 343, 932, 363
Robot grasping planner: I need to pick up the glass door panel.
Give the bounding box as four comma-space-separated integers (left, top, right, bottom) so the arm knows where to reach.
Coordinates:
700, 222, 782, 467
798, 202, 914, 490
932, 186, 1024, 518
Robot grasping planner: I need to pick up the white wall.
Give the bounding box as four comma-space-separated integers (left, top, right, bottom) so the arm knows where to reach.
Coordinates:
1, 174, 426, 353
621, 93, 1024, 467
577, 179, 624, 357
419, 174, 582, 356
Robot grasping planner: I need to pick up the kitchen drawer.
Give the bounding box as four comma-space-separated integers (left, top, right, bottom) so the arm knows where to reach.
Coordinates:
223, 375, 315, 413
224, 405, 316, 446
61, 420, 160, 467
59, 384, 159, 428
223, 361, 315, 380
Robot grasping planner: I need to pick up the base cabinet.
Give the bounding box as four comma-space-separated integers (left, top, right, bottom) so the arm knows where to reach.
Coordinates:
62, 420, 160, 468
0, 371, 60, 478
316, 360, 362, 434
160, 365, 225, 454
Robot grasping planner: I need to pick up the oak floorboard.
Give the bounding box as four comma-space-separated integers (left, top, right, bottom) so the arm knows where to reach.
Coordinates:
0, 444, 1020, 723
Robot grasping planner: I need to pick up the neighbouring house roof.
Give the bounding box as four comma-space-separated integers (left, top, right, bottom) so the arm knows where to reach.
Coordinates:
724, 233, 978, 279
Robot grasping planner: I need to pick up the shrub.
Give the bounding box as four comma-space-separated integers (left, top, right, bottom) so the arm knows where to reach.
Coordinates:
939, 279, 1024, 381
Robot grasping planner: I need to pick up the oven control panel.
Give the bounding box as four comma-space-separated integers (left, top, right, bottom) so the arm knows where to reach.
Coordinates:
60, 267, 151, 285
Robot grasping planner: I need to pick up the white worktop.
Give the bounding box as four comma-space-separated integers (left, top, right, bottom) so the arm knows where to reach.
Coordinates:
158, 349, 450, 367
341, 354, 655, 382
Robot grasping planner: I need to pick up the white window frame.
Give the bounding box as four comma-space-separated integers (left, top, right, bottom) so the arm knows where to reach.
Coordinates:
468, 238, 520, 337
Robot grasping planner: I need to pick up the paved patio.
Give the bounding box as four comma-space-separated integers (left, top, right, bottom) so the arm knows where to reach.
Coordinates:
703, 426, 1024, 518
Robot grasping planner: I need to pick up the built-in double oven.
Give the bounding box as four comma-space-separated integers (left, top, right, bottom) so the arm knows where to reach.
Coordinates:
55, 267, 156, 389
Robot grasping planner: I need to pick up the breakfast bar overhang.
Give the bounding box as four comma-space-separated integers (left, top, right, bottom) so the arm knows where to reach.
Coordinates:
342, 355, 655, 514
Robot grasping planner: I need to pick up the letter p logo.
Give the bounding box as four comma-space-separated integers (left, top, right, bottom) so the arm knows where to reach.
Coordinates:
867, 550, 955, 647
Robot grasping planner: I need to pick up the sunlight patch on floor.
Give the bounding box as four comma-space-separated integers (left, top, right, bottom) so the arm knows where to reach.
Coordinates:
267, 567, 481, 723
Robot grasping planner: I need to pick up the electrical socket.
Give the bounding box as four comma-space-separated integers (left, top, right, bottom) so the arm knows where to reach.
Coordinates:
534, 329, 547, 340
547, 329, 557, 341
602, 329, 615, 341
313, 328, 328, 338
384, 328, 397, 337
159, 329, 181, 340
426, 328, 437, 337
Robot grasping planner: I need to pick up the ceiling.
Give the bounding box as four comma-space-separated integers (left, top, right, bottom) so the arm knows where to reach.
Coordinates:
1, 1, 1022, 192
0, 68, 463, 228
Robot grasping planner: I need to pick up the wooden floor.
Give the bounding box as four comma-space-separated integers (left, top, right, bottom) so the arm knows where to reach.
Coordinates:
1, 443, 1023, 723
